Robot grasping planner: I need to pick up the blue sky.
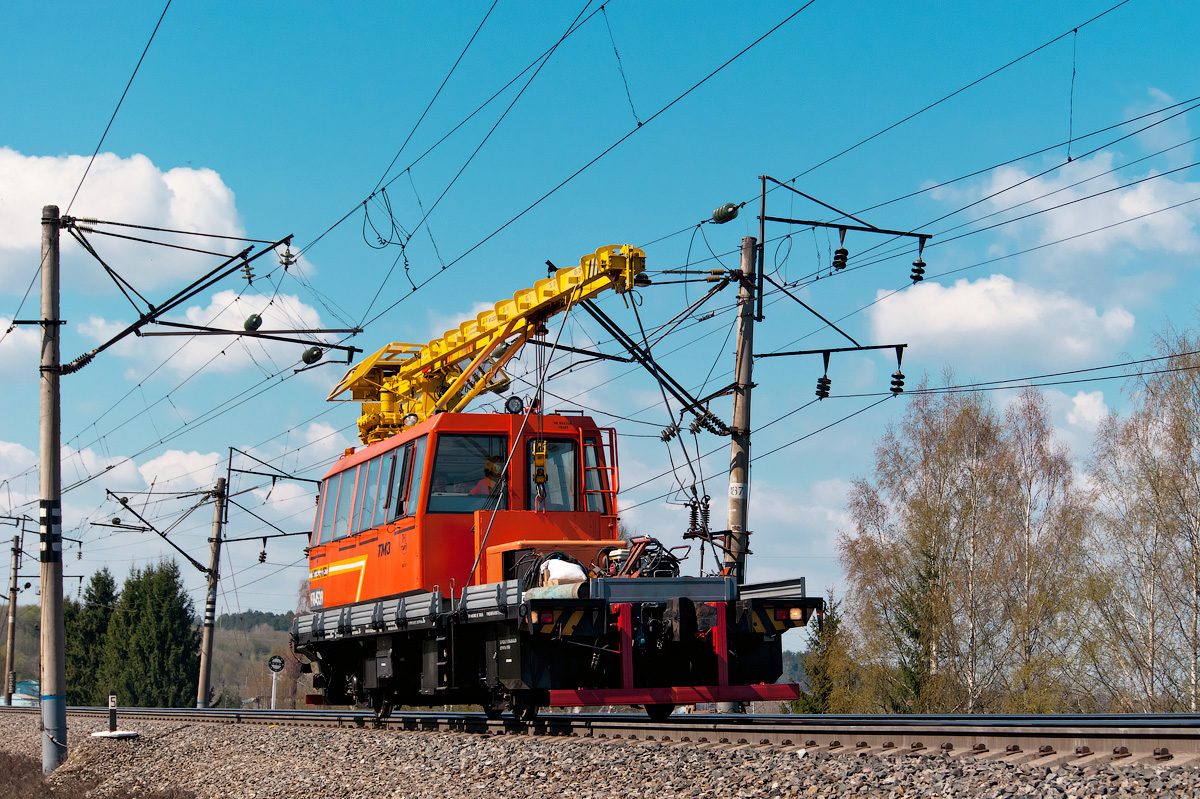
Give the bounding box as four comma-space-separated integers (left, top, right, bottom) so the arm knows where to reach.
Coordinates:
1, 2, 1198, 647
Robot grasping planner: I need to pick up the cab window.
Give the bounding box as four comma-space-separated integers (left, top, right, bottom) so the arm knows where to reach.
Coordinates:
313, 481, 332, 545
374, 453, 397, 525
390, 436, 428, 519
428, 434, 508, 514
331, 467, 355, 541
353, 457, 382, 534
403, 436, 428, 516
318, 473, 343, 544
529, 439, 576, 512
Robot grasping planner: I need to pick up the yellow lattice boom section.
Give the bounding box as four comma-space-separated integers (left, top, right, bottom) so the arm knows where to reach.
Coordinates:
329, 244, 646, 444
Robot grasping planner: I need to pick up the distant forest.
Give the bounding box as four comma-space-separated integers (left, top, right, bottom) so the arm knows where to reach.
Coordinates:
0, 597, 302, 709
214, 610, 294, 632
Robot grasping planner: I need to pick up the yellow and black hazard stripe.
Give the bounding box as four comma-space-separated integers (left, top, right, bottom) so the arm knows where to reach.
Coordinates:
528, 607, 589, 636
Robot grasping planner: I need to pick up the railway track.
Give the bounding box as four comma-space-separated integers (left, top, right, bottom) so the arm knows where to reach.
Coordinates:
3, 705, 1196, 769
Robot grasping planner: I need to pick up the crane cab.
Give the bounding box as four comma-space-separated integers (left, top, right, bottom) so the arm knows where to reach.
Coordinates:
306, 409, 620, 611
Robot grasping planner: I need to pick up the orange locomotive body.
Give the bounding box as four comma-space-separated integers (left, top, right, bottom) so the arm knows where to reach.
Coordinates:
307, 409, 620, 611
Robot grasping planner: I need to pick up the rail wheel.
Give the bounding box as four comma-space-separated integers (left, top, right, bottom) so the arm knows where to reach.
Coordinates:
512, 694, 540, 723
482, 693, 505, 720
372, 692, 393, 721
645, 703, 675, 722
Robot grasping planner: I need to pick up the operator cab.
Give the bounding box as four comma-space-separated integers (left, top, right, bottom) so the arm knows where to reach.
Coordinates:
306, 408, 619, 611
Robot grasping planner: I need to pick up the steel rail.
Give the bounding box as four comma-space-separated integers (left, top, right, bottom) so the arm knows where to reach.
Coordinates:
3, 706, 1196, 769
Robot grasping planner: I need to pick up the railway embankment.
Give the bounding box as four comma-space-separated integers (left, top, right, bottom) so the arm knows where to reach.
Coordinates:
2, 713, 1199, 798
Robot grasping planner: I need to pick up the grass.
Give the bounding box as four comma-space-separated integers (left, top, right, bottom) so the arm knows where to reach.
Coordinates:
0, 750, 195, 799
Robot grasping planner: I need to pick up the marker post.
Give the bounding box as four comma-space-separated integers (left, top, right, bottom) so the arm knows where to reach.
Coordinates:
90, 692, 138, 740
268, 655, 284, 709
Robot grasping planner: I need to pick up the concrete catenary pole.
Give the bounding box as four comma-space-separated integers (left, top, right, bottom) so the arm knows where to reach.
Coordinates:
5, 535, 19, 705
724, 236, 757, 585
196, 477, 226, 708
39, 205, 67, 772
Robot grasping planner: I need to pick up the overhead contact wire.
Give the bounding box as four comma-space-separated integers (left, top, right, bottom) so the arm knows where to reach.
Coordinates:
371, 0, 499, 193
363, 0, 820, 329
300, 5, 607, 259
66, 0, 173, 214
783, 0, 1132, 184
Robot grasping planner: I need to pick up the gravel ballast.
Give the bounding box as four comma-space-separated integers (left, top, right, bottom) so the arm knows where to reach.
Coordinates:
1, 714, 1198, 798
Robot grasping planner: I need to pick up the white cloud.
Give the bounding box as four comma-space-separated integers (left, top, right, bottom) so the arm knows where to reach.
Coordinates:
238, 421, 355, 491
1128, 90, 1197, 171
0, 440, 36, 476
1040, 389, 1110, 462
137, 449, 222, 491
226, 424, 357, 559
1066, 390, 1109, 430
0, 442, 145, 525
254, 480, 317, 516
0, 319, 40, 379
60, 445, 139, 490
0, 148, 251, 293
744, 478, 849, 605
426, 301, 496, 344
752, 477, 852, 537
973, 152, 1200, 258
76, 316, 141, 360
868, 274, 1134, 367
296, 421, 356, 465
0, 440, 38, 515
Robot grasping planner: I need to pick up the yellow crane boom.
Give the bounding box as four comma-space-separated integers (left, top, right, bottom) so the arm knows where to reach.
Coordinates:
330, 244, 646, 444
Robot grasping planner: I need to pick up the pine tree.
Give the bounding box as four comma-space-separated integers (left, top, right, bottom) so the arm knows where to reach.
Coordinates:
65, 568, 118, 705
888, 552, 940, 713
97, 561, 200, 708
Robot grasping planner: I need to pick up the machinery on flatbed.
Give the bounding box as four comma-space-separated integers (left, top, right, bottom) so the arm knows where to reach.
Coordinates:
292, 244, 824, 720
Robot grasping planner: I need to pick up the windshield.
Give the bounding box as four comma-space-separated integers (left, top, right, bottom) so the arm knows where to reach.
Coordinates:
428, 434, 509, 513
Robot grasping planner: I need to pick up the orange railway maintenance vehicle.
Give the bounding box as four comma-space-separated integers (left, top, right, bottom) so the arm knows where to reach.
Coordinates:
292, 244, 824, 720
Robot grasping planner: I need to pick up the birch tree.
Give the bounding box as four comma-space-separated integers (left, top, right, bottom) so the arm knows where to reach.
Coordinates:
1087, 410, 1178, 710
840, 377, 1010, 713
1088, 324, 1200, 710
997, 388, 1089, 712
1142, 327, 1200, 711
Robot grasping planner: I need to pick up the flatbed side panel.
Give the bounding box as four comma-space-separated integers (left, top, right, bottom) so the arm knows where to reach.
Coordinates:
459, 580, 523, 618
737, 577, 808, 600
294, 589, 448, 643
294, 580, 525, 644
